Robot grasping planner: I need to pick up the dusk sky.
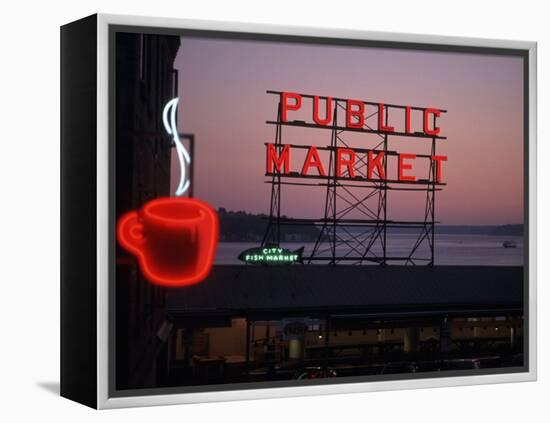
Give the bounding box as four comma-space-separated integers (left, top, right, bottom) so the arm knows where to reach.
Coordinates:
171, 36, 524, 225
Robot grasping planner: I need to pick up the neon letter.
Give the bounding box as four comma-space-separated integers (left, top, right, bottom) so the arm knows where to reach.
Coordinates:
431, 155, 448, 183
368, 151, 386, 180
378, 103, 395, 132
281, 92, 302, 122
346, 99, 365, 129
405, 106, 412, 133
313, 96, 333, 126
302, 146, 326, 176
266, 143, 290, 174
398, 153, 417, 182
424, 108, 441, 136
336, 148, 356, 178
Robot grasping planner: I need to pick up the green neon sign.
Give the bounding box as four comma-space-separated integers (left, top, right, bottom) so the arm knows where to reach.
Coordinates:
238, 246, 304, 265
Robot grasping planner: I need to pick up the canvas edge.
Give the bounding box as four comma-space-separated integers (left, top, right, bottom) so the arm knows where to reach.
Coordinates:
95, 13, 538, 409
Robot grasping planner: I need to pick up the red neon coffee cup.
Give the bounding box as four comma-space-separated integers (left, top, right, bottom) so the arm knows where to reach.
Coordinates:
117, 197, 219, 287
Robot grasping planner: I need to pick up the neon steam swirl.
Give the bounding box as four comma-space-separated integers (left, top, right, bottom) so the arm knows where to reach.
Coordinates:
162, 97, 191, 196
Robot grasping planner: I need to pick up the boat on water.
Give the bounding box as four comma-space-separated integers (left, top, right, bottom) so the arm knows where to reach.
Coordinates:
502, 240, 517, 248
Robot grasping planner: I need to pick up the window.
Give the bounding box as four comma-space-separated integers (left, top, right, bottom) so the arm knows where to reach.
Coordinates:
139, 34, 146, 81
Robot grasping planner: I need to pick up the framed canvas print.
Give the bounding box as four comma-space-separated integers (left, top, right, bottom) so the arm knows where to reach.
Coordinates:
60, 14, 537, 409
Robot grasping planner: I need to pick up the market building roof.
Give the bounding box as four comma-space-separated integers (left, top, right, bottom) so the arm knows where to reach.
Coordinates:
166, 265, 524, 318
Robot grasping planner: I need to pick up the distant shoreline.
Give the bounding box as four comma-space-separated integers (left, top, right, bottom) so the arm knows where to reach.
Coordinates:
217, 234, 525, 243
393, 224, 523, 236
217, 208, 523, 242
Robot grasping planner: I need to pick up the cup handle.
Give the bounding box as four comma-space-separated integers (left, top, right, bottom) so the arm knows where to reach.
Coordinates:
117, 211, 146, 255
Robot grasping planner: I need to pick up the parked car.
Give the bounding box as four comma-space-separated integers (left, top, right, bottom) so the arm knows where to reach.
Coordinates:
380, 362, 417, 374
294, 366, 338, 380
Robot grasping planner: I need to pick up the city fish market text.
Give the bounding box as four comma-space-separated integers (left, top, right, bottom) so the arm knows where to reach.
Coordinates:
239, 247, 304, 265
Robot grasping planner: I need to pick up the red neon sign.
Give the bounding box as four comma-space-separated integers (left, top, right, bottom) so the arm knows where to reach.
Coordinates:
267, 92, 448, 183
118, 197, 219, 287
266, 143, 446, 183
278, 92, 444, 137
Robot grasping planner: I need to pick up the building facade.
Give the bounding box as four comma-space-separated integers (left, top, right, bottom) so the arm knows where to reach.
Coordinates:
115, 32, 180, 389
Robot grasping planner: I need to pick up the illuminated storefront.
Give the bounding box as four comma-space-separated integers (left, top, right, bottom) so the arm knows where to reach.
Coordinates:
165, 265, 523, 386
